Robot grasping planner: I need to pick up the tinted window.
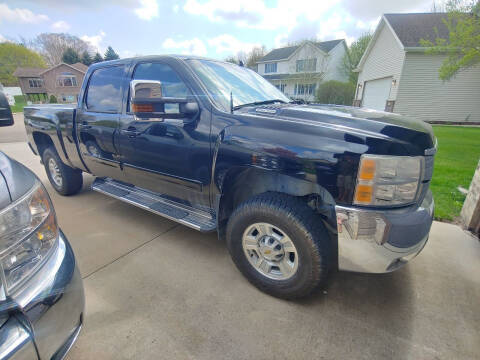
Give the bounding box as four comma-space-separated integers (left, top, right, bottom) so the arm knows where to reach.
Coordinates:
86, 66, 124, 113
132, 63, 190, 98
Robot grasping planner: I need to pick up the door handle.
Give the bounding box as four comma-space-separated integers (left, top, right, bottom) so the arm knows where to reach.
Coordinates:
80, 121, 92, 129
121, 127, 141, 137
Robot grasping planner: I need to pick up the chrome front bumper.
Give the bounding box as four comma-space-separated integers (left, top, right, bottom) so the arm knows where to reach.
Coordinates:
336, 190, 434, 273
0, 230, 84, 360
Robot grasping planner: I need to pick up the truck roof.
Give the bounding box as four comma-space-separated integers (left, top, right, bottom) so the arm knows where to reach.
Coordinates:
88, 54, 229, 70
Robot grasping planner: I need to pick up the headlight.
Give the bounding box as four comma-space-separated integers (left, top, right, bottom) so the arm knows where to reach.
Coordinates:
0, 181, 58, 293
354, 155, 423, 206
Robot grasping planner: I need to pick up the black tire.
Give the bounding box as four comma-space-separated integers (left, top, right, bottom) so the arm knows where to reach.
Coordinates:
43, 147, 83, 196
226, 192, 331, 299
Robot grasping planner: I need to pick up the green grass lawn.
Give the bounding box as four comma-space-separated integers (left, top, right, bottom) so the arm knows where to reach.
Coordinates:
431, 126, 480, 221
10, 95, 27, 113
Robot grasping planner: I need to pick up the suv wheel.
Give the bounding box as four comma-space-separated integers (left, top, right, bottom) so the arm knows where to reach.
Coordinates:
226, 192, 331, 299
43, 147, 83, 195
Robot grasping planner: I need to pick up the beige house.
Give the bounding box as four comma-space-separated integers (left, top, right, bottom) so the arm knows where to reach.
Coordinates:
14, 62, 88, 103
354, 13, 480, 123
257, 40, 348, 102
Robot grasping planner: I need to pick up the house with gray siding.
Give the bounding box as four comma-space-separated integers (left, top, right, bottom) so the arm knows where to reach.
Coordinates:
257, 39, 348, 102
14, 62, 88, 103
354, 13, 480, 123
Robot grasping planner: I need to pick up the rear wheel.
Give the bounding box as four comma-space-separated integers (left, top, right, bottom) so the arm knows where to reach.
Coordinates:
226, 192, 331, 299
43, 147, 83, 195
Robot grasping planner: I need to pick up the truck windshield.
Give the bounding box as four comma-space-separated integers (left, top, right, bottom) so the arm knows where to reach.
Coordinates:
187, 59, 290, 112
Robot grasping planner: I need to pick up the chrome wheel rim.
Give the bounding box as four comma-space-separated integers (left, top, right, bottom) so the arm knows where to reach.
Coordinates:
242, 222, 299, 280
48, 158, 62, 187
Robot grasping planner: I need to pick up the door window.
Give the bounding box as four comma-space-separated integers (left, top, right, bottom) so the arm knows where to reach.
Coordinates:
128, 62, 190, 113
86, 66, 124, 113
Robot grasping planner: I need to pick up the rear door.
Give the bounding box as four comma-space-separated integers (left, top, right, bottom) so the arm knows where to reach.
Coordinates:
362, 77, 392, 111
76, 65, 126, 179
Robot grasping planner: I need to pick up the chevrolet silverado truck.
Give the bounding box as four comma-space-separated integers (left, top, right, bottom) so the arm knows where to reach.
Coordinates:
23, 56, 435, 299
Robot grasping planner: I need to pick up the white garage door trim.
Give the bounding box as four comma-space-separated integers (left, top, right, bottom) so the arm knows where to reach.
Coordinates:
362, 77, 392, 111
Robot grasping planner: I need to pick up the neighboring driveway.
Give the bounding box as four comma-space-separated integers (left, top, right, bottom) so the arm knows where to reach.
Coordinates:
1, 114, 479, 360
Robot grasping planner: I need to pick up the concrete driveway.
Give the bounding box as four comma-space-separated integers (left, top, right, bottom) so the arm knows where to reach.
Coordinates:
1, 113, 479, 360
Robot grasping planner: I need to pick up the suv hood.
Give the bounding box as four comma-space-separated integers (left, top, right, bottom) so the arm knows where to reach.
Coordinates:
0, 152, 36, 205
244, 104, 436, 156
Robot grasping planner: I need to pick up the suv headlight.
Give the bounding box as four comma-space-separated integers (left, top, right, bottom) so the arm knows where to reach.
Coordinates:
354, 155, 423, 206
0, 181, 58, 293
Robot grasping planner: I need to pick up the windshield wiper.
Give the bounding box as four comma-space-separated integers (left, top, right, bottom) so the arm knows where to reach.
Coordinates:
233, 99, 289, 111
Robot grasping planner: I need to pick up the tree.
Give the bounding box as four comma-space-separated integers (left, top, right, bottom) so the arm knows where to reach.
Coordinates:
316, 80, 356, 105
224, 55, 239, 64
224, 45, 267, 70
93, 52, 103, 63
0, 42, 46, 86
340, 33, 373, 84
49, 95, 58, 103
30, 33, 94, 66
420, 0, 480, 80
62, 47, 80, 64
81, 51, 92, 66
246, 45, 266, 71
104, 46, 119, 61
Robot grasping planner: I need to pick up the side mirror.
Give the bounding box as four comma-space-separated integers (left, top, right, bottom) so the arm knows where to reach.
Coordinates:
0, 91, 14, 127
130, 80, 199, 121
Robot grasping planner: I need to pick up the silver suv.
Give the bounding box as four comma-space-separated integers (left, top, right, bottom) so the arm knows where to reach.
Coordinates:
0, 90, 84, 359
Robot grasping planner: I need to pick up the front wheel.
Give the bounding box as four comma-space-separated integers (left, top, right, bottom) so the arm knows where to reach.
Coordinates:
226, 193, 331, 299
43, 147, 83, 196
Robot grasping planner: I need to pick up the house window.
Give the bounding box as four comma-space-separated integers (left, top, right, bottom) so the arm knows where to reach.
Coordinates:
275, 83, 287, 93
56, 72, 78, 87
296, 58, 317, 72
265, 63, 277, 73
28, 79, 43, 88
294, 83, 316, 95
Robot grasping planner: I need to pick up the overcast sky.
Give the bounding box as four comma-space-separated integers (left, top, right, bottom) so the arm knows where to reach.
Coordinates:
0, 0, 435, 59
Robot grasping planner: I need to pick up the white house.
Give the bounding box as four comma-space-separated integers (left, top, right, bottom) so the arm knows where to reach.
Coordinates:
354, 13, 480, 123
257, 39, 348, 102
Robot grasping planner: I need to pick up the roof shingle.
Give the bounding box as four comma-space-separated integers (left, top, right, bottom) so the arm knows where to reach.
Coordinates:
70, 62, 88, 72
260, 45, 299, 62
259, 39, 344, 62
384, 13, 450, 47
13, 67, 44, 77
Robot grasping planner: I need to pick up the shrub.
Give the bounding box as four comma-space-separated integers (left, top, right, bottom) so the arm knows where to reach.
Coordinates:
316, 80, 355, 106
49, 95, 58, 103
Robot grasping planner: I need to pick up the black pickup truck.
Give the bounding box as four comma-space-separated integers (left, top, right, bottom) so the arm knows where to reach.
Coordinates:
24, 55, 435, 299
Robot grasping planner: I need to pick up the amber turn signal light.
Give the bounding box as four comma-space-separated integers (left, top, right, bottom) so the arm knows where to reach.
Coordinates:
132, 103, 154, 112
358, 158, 376, 180
354, 184, 373, 204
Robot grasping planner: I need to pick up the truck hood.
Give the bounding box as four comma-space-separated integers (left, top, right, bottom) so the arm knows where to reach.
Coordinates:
244, 104, 436, 156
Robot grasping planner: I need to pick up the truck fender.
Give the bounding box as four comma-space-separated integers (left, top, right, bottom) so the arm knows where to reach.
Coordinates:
25, 108, 72, 167
211, 127, 337, 229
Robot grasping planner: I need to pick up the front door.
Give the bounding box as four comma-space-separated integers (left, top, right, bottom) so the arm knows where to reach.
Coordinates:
115, 61, 212, 209
76, 65, 126, 179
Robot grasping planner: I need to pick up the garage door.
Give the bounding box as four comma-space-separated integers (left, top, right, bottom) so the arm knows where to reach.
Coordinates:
362, 77, 392, 111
